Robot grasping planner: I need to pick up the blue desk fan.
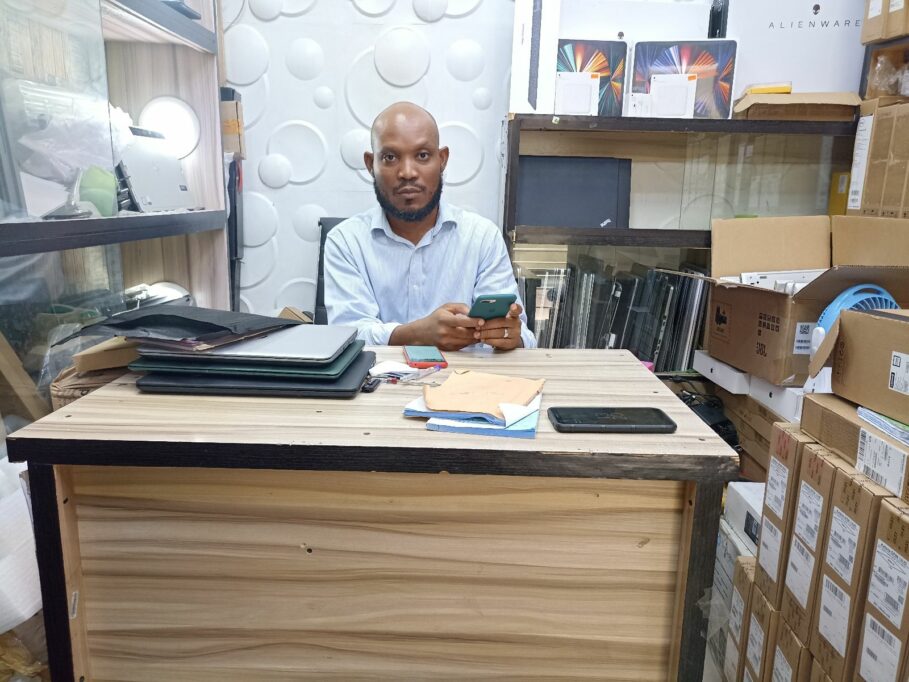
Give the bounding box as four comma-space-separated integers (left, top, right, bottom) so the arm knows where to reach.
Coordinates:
810, 284, 899, 356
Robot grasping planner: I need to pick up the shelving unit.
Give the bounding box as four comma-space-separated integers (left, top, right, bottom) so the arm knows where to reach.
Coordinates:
101, 0, 218, 53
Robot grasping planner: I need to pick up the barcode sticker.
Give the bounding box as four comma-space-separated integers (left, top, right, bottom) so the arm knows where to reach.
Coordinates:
891, 352, 909, 396
857, 428, 908, 497
730, 587, 746, 643
772, 645, 793, 682
786, 535, 815, 610
725, 632, 740, 682
766, 457, 789, 519
826, 507, 860, 586
869, 0, 883, 16
868, 540, 909, 629
848, 115, 873, 210
795, 481, 824, 551
747, 613, 765, 676
760, 516, 783, 582
793, 322, 817, 356
819, 575, 851, 657
861, 613, 901, 682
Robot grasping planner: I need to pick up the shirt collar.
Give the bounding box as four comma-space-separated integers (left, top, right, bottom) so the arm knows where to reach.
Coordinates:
371, 201, 458, 243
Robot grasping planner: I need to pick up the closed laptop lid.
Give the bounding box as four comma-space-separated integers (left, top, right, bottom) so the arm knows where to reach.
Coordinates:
139, 324, 357, 365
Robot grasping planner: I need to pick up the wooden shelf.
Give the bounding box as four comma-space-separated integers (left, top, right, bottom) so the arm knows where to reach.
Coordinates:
101, 0, 217, 53
0, 210, 226, 257
512, 114, 858, 137
510, 226, 712, 249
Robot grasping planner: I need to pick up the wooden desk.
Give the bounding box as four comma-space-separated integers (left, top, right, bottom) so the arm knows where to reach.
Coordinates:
9, 348, 737, 681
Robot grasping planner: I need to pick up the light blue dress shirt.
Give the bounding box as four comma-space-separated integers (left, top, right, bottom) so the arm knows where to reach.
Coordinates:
324, 202, 537, 349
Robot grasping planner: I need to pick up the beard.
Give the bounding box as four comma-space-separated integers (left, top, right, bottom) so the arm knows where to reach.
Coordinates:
374, 178, 443, 223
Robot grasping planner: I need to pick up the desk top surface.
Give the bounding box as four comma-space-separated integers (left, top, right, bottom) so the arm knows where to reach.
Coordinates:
9, 348, 738, 481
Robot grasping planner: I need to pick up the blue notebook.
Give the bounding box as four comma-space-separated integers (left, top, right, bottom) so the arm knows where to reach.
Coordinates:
425, 409, 540, 439
403, 396, 505, 426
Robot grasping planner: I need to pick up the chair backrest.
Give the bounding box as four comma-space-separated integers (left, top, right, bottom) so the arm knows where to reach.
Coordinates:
315, 217, 347, 325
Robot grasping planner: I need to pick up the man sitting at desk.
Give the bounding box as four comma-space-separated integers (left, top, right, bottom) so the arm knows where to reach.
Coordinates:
324, 102, 536, 352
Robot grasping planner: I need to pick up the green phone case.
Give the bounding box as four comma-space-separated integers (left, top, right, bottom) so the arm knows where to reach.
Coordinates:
468, 293, 517, 320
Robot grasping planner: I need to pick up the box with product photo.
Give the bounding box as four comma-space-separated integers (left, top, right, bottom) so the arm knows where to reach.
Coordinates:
811, 310, 909, 427
854, 498, 909, 682
800, 392, 909, 498
745, 585, 780, 682
727, 481, 766, 556
725, 0, 865, 102
704, 215, 909, 387
781, 445, 850, 646
771, 621, 813, 682
756, 423, 817, 609
810, 469, 891, 682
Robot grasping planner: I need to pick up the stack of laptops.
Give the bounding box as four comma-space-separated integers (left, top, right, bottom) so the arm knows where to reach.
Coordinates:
132, 324, 374, 399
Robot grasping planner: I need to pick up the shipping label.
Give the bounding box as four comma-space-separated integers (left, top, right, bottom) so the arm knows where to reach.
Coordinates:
891, 352, 909, 396
869, 0, 883, 16
848, 115, 873, 210
793, 322, 816, 356
771, 645, 793, 682
857, 428, 907, 497
868, 540, 909, 629
725, 633, 740, 682
795, 481, 824, 551
819, 575, 851, 657
861, 613, 902, 682
760, 516, 783, 582
826, 507, 860, 586
730, 587, 746, 643
891, 0, 904, 12
747, 613, 765, 676
786, 535, 815, 610
766, 457, 789, 519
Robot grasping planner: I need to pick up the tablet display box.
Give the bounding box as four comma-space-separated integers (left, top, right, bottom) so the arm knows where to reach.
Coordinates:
810, 470, 890, 682
781, 445, 848, 646
854, 498, 909, 682
811, 310, 909, 427
756, 424, 816, 609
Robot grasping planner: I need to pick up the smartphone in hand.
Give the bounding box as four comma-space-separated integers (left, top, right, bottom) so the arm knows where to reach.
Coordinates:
403, 345, 448, 369
468, 293, 517, 320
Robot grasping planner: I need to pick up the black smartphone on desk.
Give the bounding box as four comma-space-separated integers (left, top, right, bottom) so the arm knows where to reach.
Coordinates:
547, 407, 677, 434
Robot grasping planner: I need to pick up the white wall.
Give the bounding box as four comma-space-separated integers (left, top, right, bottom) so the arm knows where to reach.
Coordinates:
223, 0, 516, 315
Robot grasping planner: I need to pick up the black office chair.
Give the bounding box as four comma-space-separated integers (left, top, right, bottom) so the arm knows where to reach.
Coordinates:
314, 217, 346, 324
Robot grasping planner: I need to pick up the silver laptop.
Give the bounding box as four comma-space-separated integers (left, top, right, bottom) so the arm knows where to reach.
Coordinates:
121, 128, 196, 212
139, 324, 358, 365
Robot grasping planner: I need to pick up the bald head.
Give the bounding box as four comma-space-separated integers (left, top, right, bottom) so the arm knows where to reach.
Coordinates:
370, 102, 439, 152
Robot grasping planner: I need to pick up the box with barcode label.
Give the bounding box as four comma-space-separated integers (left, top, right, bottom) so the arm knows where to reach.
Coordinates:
771, 621, 812, 682
726, 557, 757, 681
756, 423, 816, 609
801, 393, 909, 500
745, 585, 780, 681
781, 445, 849, 646
810, 469, 891, 682
855, 498, 909, 682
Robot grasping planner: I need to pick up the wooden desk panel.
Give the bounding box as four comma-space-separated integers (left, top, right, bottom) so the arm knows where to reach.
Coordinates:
73, 467, 684, 681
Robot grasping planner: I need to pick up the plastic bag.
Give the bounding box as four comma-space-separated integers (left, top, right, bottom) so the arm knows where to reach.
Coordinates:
868, 54, 900, 97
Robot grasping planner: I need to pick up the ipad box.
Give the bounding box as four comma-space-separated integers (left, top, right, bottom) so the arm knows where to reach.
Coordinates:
800, 393, 909, 497
745, 585, 780, 682
810, 470, 890, 682
771, 621, 812, 682
810, 310, 909, 427
781, 445, 849, 646
854, 498, 909, 682
756, 424, 816, 609
727, 482, 766, 556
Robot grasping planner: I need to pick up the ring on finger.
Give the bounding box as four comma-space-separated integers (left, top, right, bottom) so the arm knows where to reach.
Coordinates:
503, 328, 509, 339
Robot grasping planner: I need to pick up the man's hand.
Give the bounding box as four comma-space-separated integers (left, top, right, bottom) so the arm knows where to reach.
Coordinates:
473, 303, 523, 350
389, 303, 479, 351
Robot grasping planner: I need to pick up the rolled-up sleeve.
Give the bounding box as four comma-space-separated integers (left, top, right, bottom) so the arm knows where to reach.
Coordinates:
474, 227, 538, 349
324, 232, 400, 345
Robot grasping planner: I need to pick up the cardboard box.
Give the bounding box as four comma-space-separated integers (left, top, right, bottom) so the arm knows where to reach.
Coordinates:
811, 310, 909, 426
854, 498, 909, 682
831, 216, 909, 266
882, 105, 909, 218
848, 99, 907, 216
746, 586, 781, 681
810, 470, 891, 681
781, 445, 848, 646
728, 557, 758, 682
728, 482, 766, 556
800, 393, 909, 498
718, 388, 787, 446
757, 424, 817, 609
719, 516, 757, 586
863, 0, 891, 43
220, 100, 246, 159
726, 629, 747, 682
828, 171, 850, 217
695, 350, 751, 394
749, 377, 807, 425
739, 422, 773, 472
72, 336, 139, 373
811, 659, 833, 682
863, 103, 899, 218
705, 216, 909, 386
886, 0, 909, 39
741, 451, 769, 483
733, 93, 860, 122
771, 621, 812, 682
